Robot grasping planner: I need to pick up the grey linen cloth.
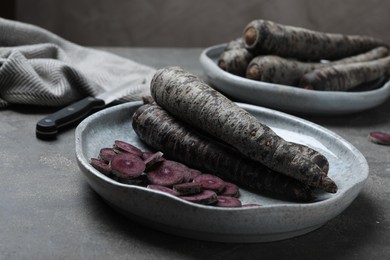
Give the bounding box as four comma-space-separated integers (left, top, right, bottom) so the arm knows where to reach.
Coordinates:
0, 17, 156, 108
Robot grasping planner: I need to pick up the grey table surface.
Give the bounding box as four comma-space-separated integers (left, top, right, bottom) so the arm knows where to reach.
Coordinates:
1, 47, 389, 260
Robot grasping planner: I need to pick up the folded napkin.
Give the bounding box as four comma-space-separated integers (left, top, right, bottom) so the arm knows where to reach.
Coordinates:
0, 18, 156, 108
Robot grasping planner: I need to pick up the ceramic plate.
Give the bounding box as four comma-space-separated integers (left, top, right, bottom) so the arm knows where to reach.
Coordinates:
75, 101, 368, 243
199, 44, 390, 115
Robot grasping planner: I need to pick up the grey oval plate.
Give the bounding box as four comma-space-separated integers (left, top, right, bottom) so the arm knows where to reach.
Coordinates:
199, 44, 390, 115
75, 101, 369, 243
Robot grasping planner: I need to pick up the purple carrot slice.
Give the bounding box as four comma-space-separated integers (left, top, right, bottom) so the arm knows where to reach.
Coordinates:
90, 158, 111, 176
147, 184, 180, 196
180, 190, 218, 205
186, 169, 202, 182
98, 147, 117, 163
146, 160, 186, 186
116, 175, 148, 186
368, 131, 390, 145
242, 203, 262, 207
143, 151, 164, 169
113, 140, 143, 156
220, 182, 240, 197
142, 151, 164, 161
173, 182, 202, 195
193, 174, 226, 194
110, 153, 145, 179
214, 196, 242, 207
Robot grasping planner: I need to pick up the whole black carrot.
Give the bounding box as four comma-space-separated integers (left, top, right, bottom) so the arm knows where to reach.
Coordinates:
246, 55, 320, 85
132, 103, 314, 202
298, 56, 390, 91
243, 19, 387, 60
218, 37, 254, 76
334, 46, 388, 64
218, 48, 254, 76
150, 66, 337, 193
246, 47, 389, 86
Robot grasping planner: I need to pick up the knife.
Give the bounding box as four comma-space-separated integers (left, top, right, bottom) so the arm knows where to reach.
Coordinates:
36, 79, 146, 140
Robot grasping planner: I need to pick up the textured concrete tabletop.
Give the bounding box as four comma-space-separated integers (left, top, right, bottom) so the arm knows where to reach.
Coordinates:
1, 48, 389, 259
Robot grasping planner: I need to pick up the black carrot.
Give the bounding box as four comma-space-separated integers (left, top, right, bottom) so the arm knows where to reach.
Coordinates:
132, 103, 315, 201
243, 19, 387, 60
150, 67, 336, 193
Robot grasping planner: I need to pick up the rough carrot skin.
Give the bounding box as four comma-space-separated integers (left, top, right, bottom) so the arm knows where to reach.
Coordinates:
246, 55, 321, 85
132, 103, 314, 202
225, 37, 246, 51
150, 67, 337, 193
243, 20, 388, 60
334, 46, 389, 64
218, 37, 254, 76
298, 56, 390, 91
246, 47, 389, 86
218, 48, 254, 76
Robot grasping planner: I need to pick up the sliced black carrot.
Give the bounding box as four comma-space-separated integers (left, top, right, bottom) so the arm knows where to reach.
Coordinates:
142, 151, 164, 161
147, 184, 180, 196
90, 158, 111, 176
241, 203, 262, 207
220, 182, 240, 197
146, 160, 186, 186
113, 140, 143, 156
143, 151, 164, 170
110, 153, 145, 179
193, 174, 226, 194
116, 175, 148, 186
186, 169, 202, 182
98, 147, 117, 163
180, 190, 218, 205
214, 196, 242, 207
173, 182, 202, 195
368, 131, 390, 145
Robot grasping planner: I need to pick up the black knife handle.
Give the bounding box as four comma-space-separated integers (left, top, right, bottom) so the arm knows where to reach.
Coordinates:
36, 96, 105, 140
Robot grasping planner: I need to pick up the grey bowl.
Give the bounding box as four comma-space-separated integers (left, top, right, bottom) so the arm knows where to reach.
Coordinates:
199, 44, 390, 115
75, 101, 369, 243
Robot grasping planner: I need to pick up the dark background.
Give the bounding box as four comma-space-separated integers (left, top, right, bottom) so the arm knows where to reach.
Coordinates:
1, 0, 15, 19
3, 0, 390, 47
